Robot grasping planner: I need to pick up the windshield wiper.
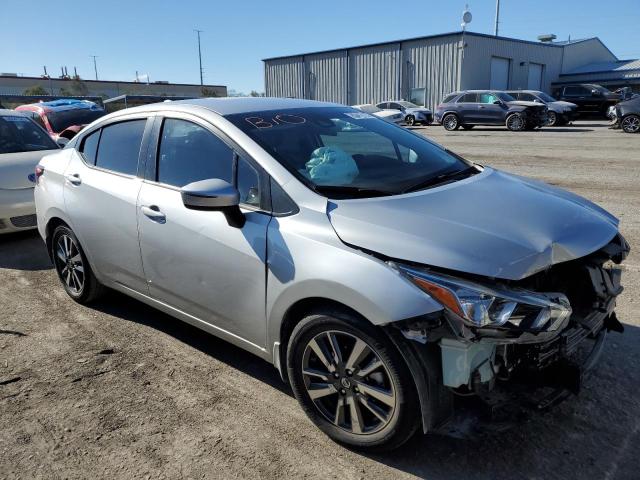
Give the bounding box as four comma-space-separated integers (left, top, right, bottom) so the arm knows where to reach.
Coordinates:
401, 166, 479, 194
312, 185, 393, 198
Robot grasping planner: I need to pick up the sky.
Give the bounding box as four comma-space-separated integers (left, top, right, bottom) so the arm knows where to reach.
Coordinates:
2, 0, 639, 94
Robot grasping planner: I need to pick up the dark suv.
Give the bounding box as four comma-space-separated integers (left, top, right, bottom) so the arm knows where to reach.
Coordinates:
551, 84, 621, 118
435, 91, 548, 131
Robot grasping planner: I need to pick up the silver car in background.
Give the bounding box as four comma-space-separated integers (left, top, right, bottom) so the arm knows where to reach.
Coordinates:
0, 110, 59, 234
34, 98, 628, 451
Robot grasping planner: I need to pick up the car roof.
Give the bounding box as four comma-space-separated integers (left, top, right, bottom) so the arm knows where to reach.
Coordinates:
17, 99, 104, 113
171, 97, 340, 115
0, 109, 29, 117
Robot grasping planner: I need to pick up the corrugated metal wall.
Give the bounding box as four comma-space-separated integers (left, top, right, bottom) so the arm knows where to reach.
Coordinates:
305, 51, 348, 104
459, 35, 564, 93
402, 35, 462, 110
348, 43, 401, 105
264, 56, 304, 98
263, 35, 463, 109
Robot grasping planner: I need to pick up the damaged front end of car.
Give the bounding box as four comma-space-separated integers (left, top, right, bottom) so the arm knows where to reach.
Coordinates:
383, 233, 629, 435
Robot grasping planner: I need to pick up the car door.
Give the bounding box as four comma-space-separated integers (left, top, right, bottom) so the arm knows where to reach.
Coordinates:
137, 114, 270, 348
455, 93, 480, 123
562, 86, 592, 112
477, 92, 505, 124
63, 116, 151, 293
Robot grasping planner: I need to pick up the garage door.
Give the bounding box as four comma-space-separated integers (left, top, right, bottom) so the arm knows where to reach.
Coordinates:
490, 57, 510, 90
527, 63, 543, 90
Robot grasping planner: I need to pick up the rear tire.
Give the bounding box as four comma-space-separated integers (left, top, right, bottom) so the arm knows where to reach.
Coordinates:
506, 113, 526, 131
51, 225, 105, 304
621, 114, 640, 133
287, 310, 419, 451
442, 113, 460, 131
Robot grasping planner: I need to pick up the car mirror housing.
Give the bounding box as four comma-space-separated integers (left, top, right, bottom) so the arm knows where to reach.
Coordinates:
181, 178, 246, 228
56, 137, 69, 148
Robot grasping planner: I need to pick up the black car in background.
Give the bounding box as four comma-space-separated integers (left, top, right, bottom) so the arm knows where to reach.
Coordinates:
551, 84, 621, 118
505, 90, 578, 126
434, 91, 548, 131
615, 96, 640, 133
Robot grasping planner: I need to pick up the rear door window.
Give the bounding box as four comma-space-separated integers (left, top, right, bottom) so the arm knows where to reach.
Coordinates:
458, 93, 478, 103
95, 119, 146, 175
80, 129, 101, 165
157, 118, 233, 188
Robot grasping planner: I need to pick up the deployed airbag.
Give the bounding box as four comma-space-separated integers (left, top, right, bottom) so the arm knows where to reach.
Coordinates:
304, 147, 359, 185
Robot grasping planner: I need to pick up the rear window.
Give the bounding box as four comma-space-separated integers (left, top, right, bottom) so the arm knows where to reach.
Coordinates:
46, 106, 106, 133
0, 115, 57, 154
95, 120, 146, 175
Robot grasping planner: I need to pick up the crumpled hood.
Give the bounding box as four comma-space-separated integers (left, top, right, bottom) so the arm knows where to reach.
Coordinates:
0, 150, 57, 189
507, 101, 544, 108
328, 168, 619, 280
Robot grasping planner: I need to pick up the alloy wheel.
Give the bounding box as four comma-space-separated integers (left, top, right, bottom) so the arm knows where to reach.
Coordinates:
301, 330, 397, 435
405, 115, 415, 126
547, 111, 557, 126
443, 114, 458, 130
622, 115, 640, 133
54, 234, 85, 294
507, 114, 525, 131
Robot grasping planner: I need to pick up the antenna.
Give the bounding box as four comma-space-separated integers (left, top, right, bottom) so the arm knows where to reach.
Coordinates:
461, 4, 472, 31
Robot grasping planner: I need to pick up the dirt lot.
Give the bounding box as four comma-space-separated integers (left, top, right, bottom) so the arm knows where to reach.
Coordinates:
1, 121, 639, 480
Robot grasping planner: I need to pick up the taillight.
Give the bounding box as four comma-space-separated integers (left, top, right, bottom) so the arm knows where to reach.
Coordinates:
35, 165, 45, 184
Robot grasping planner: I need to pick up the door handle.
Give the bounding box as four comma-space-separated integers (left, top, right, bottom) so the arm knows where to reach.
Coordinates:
65, 173, 82, 185
478, 105, 485, 109
141, 205, 166, 223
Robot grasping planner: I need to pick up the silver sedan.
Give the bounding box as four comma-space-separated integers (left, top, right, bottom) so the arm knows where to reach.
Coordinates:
34, 98, 627, 450
0, 110, 59, 234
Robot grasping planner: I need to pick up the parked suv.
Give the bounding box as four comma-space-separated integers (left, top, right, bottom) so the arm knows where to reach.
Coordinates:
376, 101, 433, 126
614, 96, 640, 133
435, 91, 548, 131
551, 84, 621, 118
16, 99, 106, 142
35, 98, 627, 451
506, 90, 577, 126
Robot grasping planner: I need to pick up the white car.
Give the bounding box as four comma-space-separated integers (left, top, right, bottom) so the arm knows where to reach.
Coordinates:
352, 104, 404, 124
0, 110, 60, 234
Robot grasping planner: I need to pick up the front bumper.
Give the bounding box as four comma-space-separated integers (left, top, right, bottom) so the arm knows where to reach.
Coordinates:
0, 187, 37, 234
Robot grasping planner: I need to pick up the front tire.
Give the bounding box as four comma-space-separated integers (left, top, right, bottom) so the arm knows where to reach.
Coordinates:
621, 114, 640, 133
287, 311, 419, 451
405, 115, 415, 126
506, 113, 526, 131
547, 111, 558, 126
442, 113, 460, 131
51, 225, 105, 304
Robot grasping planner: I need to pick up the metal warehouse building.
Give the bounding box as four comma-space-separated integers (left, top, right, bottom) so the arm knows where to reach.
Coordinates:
264, 31, 636, 109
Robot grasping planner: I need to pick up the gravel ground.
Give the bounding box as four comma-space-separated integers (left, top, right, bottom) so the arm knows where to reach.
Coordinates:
1, 121, 639, 480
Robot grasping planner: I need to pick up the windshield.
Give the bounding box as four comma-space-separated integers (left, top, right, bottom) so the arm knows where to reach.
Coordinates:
355, 105, 381, 114
537, 92, 556, 102
46, 106, 105, 132
225, 107, 473, 198
497, 92, 516, 102
398, 101, 418, 108
0, 115, 58, 154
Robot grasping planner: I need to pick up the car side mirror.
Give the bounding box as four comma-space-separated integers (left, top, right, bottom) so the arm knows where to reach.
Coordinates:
181, 178, 246, 228
56, 137, 69, 148
493, 100, 503, 105
591, 89, 600, 96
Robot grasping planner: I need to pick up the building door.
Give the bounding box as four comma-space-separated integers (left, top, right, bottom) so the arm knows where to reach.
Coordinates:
527, 63, 544, 90
490, 57, 510, 90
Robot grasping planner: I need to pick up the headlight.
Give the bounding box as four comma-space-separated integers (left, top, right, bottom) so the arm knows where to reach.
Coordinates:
393, 264, 571, 330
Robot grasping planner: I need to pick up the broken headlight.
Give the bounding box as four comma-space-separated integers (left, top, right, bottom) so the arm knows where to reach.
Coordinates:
394, 264, 572, 330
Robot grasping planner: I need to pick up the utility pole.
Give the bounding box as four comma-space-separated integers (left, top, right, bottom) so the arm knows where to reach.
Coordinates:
194, 29, 204, 85
90, 55, 98, 80
494, 0, 500, 36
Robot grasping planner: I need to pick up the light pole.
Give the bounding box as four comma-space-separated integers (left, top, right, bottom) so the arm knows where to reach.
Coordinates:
90, 55, 98, 80
194, 29, 204, 86
494, 0, 501, 36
